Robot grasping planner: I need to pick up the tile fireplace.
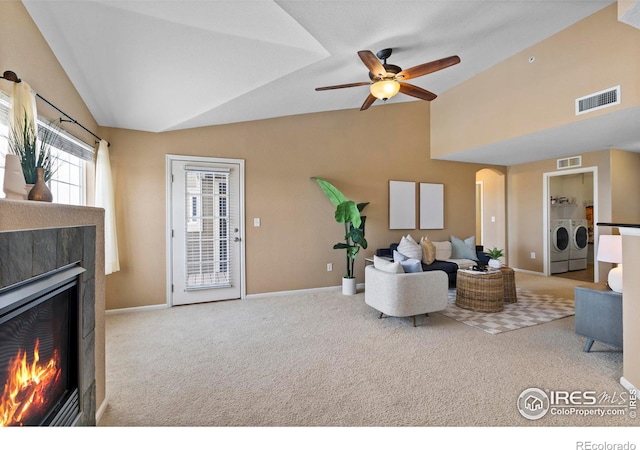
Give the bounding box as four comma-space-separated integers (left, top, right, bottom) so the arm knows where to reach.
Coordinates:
0, 227, 96, 426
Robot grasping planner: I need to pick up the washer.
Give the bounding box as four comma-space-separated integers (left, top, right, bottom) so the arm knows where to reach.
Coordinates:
569, 219, 589, 271
550, 219, 571, 274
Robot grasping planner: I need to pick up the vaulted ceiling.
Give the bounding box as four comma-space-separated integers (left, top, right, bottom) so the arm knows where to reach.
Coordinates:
22, 0, 640, 165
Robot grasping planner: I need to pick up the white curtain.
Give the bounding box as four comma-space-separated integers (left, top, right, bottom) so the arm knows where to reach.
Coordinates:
95, 139, 120, 275
9, 81, 38, 147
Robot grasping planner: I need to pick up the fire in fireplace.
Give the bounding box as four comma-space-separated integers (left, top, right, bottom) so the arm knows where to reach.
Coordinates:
0, 265, 84, 427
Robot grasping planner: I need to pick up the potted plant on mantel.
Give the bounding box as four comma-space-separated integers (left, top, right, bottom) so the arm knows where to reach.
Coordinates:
313, 177, 369, 295
486, 247, 505, 269
7, 111, 59, 201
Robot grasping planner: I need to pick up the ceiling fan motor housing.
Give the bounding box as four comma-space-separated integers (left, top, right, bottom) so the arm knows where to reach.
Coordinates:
368, 64, 402, 81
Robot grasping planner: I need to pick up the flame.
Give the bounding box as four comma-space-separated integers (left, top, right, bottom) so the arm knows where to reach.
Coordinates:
0, 339, 61, 426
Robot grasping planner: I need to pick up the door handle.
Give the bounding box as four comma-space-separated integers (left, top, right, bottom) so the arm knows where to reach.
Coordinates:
234, 237, 241, 242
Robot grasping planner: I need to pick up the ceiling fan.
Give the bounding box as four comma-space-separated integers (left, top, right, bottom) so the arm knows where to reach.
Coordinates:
315, 48, 460, 111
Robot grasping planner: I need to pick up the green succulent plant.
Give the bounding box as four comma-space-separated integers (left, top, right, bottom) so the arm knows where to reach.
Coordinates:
486, 247, 505, 260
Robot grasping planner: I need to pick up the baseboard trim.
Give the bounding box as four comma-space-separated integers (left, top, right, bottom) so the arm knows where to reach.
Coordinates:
95, 397, 108, 424
246, 283, 365, 299
106, 303, 169, 315
106, 283, 368, 314
620, 376, 638, 393
512, 268, 545, 276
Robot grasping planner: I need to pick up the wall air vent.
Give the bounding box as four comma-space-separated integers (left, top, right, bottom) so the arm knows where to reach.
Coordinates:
557, 155, 582, 170
576, 85, 620, 115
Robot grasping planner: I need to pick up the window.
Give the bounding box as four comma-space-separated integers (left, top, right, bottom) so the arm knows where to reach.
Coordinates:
49, 146, 85, 205
0, 91, 94, 205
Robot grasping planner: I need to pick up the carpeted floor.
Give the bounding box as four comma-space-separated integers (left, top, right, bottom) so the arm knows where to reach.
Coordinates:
442, 287, 575, 334
98, 273, 629, 428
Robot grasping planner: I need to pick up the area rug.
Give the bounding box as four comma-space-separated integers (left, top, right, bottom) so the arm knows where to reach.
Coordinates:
440, 288, 574, 335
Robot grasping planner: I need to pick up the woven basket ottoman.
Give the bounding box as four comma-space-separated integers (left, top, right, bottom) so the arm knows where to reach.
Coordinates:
455, 270, 504, 312
501, 266, 517, 303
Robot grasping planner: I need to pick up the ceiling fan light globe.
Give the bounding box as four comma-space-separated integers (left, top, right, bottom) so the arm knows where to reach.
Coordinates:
370, 80, 400, 100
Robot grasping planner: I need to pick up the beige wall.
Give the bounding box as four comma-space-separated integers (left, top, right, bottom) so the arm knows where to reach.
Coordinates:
431, 4, 640, 158
611, 149, 640, 223
102, 103, 503, 309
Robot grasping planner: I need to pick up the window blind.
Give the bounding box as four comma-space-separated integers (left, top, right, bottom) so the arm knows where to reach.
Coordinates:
0, 90, 95, 162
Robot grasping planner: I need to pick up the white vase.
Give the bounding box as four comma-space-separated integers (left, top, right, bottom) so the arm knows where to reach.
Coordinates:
2, 154, 27, 200
488, 259, 502, 269
342, 277, 357, 295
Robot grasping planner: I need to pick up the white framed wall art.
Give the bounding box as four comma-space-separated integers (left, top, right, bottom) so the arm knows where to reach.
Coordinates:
419, 183, 444, 229
389, 180, 416, 229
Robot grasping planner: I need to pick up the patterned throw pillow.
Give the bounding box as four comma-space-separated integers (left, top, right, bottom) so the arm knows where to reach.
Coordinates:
397, 234, 422, 260
420, 236, 437, 265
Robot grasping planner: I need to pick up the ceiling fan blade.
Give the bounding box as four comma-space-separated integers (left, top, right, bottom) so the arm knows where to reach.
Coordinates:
315, 81, 370, 91
357, 50, 386, 78
360, 94, 377, 111
397, 55, 461, 81
399, 83, 437, 101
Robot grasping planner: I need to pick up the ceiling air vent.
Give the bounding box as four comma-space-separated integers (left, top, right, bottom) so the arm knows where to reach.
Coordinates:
576, 85, 620, 115
557, 155, 582, 170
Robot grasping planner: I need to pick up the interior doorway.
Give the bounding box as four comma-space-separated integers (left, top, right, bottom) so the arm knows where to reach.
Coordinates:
475, 169, 506, 260
543, 167, 598, 283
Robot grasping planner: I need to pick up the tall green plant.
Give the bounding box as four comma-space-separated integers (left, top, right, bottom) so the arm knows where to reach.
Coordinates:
313, 177, 369, 279
8, 111, 58, 183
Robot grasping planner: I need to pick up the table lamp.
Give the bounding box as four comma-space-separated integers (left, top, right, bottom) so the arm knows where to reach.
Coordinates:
597, 234, 622, 293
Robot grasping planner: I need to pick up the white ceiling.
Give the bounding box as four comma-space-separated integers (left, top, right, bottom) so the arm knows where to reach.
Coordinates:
22, 0, 640, 165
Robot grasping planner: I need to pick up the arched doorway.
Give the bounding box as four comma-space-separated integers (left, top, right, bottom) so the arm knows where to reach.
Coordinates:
476, 168, 506, 262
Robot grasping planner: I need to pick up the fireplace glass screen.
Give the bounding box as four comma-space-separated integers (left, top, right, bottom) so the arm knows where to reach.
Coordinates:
0, 274, 79, 427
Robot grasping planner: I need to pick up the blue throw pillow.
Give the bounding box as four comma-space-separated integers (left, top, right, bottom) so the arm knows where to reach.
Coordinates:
450, 235, 478, 260
393, 250, 408, 262
400, 258, 423, 273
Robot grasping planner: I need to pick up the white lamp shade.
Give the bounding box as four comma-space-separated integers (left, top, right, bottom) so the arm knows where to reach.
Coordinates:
597, 235, 622, 263
370, 80, 400, 100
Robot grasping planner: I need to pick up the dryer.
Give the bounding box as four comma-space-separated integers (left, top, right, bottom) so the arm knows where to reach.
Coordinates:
550, 219, 571, 274
569, 219, 589, 271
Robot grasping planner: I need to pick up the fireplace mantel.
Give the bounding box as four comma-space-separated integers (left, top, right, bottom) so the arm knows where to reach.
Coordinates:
0, 199, 106, 424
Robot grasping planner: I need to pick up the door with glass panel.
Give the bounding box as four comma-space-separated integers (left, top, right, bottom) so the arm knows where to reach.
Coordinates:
170, 158, 243, 305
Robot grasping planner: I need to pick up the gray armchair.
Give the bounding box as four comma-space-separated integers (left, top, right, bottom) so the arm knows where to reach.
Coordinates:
364, 265, 449, 327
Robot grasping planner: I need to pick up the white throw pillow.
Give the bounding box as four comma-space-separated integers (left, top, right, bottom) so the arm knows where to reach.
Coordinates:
373, 255, 403, 273
397, 234, 422, 260
432, 241, 452, 260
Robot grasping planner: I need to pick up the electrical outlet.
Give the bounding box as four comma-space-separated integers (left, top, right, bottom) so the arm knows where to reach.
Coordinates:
253, 218, 260, 227
327, 263, 333, 272
531, 252, 536, 259
491, 216, 496, 223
